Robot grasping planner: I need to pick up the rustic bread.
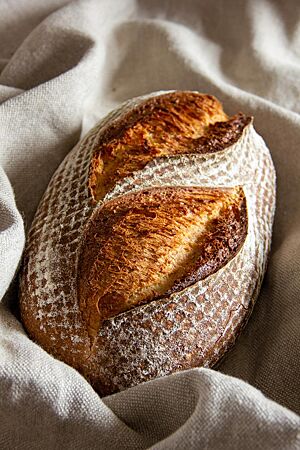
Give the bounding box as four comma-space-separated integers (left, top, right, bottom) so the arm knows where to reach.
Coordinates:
19, 91, 276, 396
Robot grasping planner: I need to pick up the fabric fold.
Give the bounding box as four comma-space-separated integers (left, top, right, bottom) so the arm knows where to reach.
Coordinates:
0, 0, 299, 448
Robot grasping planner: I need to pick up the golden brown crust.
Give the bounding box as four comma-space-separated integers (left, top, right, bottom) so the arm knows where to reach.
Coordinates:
78, 186, 247, 341
88, 91, 251, 201
18, 90, 276, 397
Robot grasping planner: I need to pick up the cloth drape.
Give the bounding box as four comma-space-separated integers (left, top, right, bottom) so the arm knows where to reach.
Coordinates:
0, 1, 299, 448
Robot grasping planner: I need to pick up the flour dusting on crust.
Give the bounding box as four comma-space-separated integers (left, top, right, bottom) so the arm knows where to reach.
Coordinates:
20, 91, 276, 395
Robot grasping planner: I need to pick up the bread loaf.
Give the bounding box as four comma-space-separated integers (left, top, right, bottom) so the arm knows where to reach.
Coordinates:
19, 91, 276, 396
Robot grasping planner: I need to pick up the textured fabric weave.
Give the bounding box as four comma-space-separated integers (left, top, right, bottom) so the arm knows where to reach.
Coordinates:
0, 1, 299, 449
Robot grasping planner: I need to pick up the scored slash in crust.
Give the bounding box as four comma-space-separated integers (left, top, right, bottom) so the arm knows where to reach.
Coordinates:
89, 91, 251, 202
78, 186, 247, 341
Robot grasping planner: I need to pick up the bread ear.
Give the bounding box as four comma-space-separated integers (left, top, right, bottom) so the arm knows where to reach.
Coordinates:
88, 91, 250, 202
78, 185, 247, 341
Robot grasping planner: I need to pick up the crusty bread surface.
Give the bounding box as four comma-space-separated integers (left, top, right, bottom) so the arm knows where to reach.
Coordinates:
19, 91, 276, 396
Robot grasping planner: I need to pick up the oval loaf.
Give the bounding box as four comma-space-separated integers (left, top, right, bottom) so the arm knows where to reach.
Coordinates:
19, 91, 276, 396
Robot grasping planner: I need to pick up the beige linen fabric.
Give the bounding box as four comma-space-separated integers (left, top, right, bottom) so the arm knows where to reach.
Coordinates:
0, 0, 299, 448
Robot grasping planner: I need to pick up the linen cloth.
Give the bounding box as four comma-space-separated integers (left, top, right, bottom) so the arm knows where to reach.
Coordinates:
0, 0, 299, 448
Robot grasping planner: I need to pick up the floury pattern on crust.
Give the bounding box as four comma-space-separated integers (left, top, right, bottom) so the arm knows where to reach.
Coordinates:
20, 91, 276, 396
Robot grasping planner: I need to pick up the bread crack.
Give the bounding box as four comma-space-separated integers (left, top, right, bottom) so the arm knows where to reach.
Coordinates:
78, 186, 247, 342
